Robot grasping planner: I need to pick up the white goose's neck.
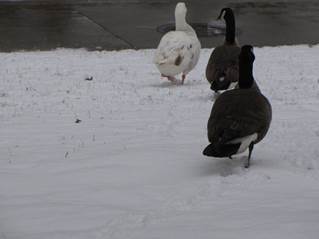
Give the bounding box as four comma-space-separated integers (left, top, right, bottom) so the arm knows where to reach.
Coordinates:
175, 4, 195, 34
175, 14, 187, 31
175, 15, 195, 34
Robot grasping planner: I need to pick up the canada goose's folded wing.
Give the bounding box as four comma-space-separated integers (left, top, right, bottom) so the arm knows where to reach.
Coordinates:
207, 89, 272, 144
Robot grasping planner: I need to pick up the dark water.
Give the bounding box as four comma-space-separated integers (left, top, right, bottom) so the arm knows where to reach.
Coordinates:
0, 0, 319, 51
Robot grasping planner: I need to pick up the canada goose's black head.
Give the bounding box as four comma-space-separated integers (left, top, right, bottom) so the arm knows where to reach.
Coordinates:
238, 45, 255, 89
217, 8, 234, 22
217, 8, 236, 44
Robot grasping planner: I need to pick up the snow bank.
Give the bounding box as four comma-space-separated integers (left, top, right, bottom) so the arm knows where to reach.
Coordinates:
0, 45, 319, 239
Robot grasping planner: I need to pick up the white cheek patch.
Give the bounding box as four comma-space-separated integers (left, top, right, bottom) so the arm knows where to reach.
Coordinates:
221, 11, 226, 19
227, 133, 258, 154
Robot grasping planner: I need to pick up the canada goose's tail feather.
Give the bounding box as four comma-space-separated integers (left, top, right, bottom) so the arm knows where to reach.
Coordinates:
210, 77, 231, 92
203, 143, 241, 157
207, 63, 239, 92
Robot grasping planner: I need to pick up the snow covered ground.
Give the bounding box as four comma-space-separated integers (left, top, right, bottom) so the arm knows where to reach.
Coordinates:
0, 45, 319, 239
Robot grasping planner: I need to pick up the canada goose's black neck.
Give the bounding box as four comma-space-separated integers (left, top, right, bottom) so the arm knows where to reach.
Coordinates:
225, 13, 235, 44
218, 8, 236, 45
238, 45, 255, 89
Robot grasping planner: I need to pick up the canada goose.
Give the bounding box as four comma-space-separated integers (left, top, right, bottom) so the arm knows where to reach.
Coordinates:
203, 45, 272, 168
154, 2, 201, 84
206, 8, 240, 92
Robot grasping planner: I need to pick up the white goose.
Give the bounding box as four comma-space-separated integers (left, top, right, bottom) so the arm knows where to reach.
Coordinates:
153, 2, 201, 84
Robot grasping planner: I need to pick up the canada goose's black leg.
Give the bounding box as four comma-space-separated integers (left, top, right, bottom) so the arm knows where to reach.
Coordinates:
181, 74, 186, 84
245, 142, 254, 168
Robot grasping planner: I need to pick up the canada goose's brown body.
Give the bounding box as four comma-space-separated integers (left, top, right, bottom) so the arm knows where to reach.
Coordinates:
207, 89, 271, 146
203, 45, 272, 168
206, 8, 240, 92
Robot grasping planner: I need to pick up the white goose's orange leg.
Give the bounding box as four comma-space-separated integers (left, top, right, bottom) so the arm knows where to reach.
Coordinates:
161, 74, 178, 83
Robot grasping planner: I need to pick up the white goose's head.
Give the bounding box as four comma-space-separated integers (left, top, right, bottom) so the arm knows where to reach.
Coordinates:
175, 2, 187, 23
175, 2, 195, 33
